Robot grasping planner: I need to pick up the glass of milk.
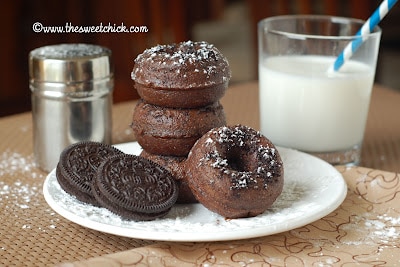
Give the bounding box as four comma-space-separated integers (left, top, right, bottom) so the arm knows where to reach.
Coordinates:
258, 15, 381, 165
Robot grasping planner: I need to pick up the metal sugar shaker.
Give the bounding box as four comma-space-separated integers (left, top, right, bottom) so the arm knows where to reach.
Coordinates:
29, 43, 113, 172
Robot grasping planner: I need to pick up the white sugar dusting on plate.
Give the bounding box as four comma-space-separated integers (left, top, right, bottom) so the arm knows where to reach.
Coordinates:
43, 143, 347, 241
48, 174, 309, 232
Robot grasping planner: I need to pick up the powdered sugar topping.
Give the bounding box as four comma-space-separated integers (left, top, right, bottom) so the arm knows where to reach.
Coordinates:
199, 125, 283, 190
135, 41, 222, 65
131, 41, 231, 88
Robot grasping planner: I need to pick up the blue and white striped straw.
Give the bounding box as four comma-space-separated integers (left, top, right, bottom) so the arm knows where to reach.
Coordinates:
330, 0, 398, 72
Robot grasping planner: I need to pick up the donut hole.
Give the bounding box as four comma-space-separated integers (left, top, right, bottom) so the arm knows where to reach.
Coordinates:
225, 147, 255, 173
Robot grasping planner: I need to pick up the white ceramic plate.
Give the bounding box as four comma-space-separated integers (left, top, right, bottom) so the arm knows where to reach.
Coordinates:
43, 142, 347, 242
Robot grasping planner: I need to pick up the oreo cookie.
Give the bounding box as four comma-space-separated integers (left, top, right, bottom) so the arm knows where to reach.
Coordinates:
92, 154, 179, 221
56, 141, 124, 205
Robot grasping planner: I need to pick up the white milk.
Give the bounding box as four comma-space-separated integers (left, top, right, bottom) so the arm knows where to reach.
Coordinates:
259, 55, 374, 152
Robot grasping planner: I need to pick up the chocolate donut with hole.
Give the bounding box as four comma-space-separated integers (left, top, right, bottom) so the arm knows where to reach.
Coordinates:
185, 125, 284, 219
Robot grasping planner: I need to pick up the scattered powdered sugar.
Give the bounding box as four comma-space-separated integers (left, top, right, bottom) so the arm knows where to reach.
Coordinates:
0, 150, 48, 231
378, 214, 400, 225
0, 180, 41, 210
365, 214, 400, 241
339, 213, 400, 246
0, 150, 40, 178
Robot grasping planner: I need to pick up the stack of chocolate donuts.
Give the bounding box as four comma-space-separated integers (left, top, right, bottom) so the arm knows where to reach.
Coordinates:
130, 41, 231, 203
55, 41, 284, 221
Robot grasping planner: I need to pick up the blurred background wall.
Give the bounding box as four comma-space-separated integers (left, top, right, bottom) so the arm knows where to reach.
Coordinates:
1, 0, 399, 117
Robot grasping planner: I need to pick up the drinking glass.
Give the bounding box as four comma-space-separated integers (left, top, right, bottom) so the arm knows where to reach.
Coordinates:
258, 15, 381, 165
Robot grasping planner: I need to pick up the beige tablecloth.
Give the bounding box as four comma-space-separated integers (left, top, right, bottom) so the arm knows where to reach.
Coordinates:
1, 82, 400, 266
61, 166, 400, 266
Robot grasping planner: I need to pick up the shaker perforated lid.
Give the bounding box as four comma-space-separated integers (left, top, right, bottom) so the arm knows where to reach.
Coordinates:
29, 43, 113, 83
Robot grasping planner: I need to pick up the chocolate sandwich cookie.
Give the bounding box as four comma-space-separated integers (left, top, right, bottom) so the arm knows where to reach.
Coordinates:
92, 154, 179, 221
56, 141, 124, 205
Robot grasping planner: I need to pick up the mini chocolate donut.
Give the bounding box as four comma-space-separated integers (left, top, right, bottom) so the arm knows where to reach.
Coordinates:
186, 125, 284, 219
140, 150, 198, 204
131, 100, 226, 156
131, 41, 231, 108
